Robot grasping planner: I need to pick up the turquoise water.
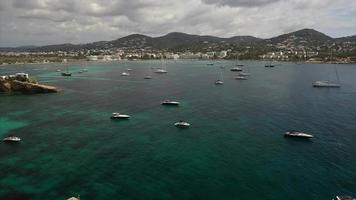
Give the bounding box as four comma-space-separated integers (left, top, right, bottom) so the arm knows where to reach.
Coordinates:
0, 60, 356, 199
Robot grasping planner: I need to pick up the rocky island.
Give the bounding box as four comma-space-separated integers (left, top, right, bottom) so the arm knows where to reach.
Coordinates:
0, 73, 61, 94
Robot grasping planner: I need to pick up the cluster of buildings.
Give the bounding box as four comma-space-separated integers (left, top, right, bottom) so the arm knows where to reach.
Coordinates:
0, 73, 29, 81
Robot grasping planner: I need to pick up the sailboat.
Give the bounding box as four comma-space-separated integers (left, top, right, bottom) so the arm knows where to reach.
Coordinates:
155, 58, 168, 73
265, 60, 275, 68
61, 62, 72, 76
313, 65, 341, 88
215, 68, 224, 85
238, 64, 251, 76
313, 50, 341, 88
144, 64, 153, 79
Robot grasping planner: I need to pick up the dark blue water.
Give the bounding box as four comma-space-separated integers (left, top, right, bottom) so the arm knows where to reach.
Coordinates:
1, 60, 356, 199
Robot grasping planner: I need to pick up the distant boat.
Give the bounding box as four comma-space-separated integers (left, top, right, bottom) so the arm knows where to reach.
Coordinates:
61, 72, 72, 76
110, 113, 130, 119
144, 75, 152, 79
155, 59, 168, 73
284, 131, 314, 138
215, 80, 224, 85
215, 68, 224, 85
238, 72, 251, 76
161, 100, 180, 106
265, 60, 275, 67
313, 81, 340, 88
236, 64, 244, 67
207, 63, 214, 66
56, 69, 61, 72
313, 64, 341, 88
235, 75, 247, 80
121, 72, 130, 76
333, 195, 355, 200
3, 136, 21, 142
230, 67, 243, 71
78, 70, 84, 73
126, 68, 132, 71
174, 120, 190, 128
61, 63, 72, 76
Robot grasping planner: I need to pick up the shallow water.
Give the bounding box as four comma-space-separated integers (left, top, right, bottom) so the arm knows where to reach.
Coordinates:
1, 60, 355, 199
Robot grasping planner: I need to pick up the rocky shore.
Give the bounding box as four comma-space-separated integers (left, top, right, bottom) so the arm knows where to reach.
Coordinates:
0, 79, 61, 94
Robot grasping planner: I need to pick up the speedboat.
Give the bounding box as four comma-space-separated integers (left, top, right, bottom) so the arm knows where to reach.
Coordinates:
313, 81, 340, 88
333, 195, 355, 200
215, 80, 224, 85
144, 75, 152, 79
161, 100, 180, 106
3, 136, 21, 142
235, 75, 247, 80
284, 131, 314, 138
110, 113, 130, 119
121, 72, 130, 76
154, 69, 167, 73
174, 120, 190, 128
230, 67, 242, 71
126, 68, 132, 71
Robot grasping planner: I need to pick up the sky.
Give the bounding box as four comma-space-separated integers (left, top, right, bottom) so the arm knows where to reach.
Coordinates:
0, 0, 355, 47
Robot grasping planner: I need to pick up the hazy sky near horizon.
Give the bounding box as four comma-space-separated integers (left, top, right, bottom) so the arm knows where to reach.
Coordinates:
0, 0, 355, 47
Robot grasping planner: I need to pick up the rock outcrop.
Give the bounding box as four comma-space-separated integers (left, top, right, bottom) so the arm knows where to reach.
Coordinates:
0, 79, 61, 94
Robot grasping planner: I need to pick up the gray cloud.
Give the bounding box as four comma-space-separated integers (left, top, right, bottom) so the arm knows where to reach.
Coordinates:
202, 0, 281, 7
0, 0, 355, 47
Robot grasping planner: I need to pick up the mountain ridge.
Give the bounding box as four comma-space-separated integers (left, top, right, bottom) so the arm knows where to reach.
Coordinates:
1, 28, 355, 52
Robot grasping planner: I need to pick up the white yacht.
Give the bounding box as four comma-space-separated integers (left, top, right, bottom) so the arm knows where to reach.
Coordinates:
121, 72, 130, 76
3, 136, 21, 142
161, 100, 180, 106
174, 121, 190, 128
284, 131, 314, 138
110, 113, 130, 119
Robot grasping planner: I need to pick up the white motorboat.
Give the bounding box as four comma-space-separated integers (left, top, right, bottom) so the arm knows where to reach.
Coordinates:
174, 121, 190, 128
110, 113, 130, 119
284, 131, 314, 138
3, 136, 21, 142
121, 72, 130, 76
161, 100, 180, 106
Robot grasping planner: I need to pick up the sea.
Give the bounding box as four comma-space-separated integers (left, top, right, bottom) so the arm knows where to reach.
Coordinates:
0, 60, 355, 200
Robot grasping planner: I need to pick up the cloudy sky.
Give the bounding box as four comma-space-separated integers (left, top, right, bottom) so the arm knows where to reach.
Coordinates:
0, 0, 355, 47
